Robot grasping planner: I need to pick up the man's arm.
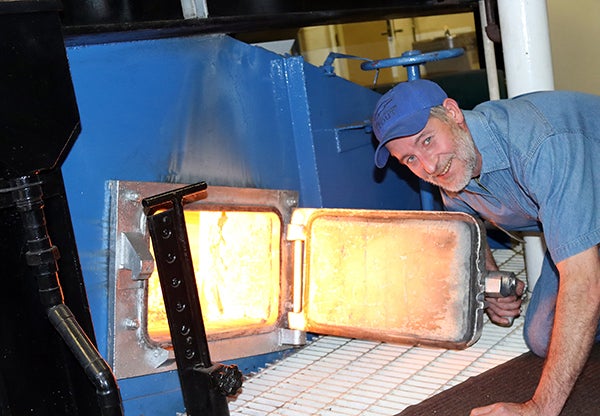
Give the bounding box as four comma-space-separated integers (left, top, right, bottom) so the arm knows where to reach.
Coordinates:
471, 245, 600, 416
529, 245, 600, 414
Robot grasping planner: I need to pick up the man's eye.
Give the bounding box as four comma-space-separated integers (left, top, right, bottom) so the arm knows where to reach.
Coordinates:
423, 137, 431, 146
406, 155, 416, 164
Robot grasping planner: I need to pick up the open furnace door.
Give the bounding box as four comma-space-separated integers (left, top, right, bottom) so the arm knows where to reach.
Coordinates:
109, 182, 493, 380
287, 209, 487, 349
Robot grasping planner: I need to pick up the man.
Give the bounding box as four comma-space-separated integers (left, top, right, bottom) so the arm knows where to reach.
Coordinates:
372, 79, 600, 416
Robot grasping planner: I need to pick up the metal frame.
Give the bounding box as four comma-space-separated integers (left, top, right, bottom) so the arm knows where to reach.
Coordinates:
107, 180, 302, 379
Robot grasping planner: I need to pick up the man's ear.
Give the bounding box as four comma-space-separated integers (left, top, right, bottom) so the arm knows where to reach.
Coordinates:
442, 98, 464, 124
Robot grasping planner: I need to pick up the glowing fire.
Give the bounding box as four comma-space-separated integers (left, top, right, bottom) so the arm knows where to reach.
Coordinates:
147, 209, 281, 340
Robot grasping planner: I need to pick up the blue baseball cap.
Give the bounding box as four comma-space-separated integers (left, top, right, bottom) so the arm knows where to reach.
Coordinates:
372, 79, 447, 168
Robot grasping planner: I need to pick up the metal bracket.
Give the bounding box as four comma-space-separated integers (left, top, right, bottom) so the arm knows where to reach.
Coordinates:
118, 231, 154, 281
180, 0, 208, 19
285, 222, 306, 320
278, 328, 306, 346
333, 121, 373, 153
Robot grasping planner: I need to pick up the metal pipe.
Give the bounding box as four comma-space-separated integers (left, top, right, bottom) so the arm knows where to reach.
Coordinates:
478, 0, 500, 101
47, 304, 124, 416
498, 0, 554, 96
10, 174, 124, 416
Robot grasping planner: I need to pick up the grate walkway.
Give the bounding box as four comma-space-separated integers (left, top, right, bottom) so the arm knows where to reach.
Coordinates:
229, 245, 529, 416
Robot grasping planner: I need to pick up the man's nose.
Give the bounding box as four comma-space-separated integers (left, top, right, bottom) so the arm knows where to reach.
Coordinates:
419, 155, 437, 175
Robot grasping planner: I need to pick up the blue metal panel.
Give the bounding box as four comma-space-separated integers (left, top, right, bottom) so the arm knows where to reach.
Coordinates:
118, 371, 184, 414
62, 33, 420, 414
301, 62, 421, 209
64, 34, 303, 354
269, 54, 422, 209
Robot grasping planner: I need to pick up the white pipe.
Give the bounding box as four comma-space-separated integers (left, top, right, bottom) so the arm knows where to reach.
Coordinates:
478, 0, 501, 100
498, 0, 555, 96
498, 0, 555, 289
523, 233, 547, 294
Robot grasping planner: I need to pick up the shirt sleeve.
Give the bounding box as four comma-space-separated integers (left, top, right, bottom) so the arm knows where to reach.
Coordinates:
522, 132, 600, 263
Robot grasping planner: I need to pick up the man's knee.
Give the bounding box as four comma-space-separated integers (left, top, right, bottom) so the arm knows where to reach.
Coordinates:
524, 313, 600, 357
522, 252, 558, 358
523, 318, 550, 357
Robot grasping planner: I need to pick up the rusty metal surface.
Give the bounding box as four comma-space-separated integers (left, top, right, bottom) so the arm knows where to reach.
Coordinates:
289, 209, 487, 349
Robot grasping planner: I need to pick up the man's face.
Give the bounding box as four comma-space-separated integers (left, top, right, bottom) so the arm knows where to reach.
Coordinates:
385, 113, 480, 193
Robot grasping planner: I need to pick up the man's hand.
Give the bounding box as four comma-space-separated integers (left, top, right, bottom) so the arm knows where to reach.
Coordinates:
485, 278, 526, 326
470, 400, 542, 415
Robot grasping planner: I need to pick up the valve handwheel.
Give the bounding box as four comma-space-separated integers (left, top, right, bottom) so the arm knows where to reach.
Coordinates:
361, 48, 464, 70
361, 48, 464, 81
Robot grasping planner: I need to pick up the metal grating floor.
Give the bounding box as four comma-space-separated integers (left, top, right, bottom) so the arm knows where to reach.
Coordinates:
229, 245, 529, 416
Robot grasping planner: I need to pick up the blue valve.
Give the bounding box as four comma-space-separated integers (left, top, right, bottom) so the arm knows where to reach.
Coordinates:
361, 48, 464, 81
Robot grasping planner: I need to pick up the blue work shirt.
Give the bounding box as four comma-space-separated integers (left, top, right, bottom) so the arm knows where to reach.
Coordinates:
441, 90, 600, 264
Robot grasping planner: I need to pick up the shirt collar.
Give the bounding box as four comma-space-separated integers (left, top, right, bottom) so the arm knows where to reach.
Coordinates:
464, 110, 509, 174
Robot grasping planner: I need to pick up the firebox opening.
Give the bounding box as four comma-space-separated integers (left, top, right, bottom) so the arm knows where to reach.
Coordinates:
109, 180, 299, 380
147, 208, 282, 342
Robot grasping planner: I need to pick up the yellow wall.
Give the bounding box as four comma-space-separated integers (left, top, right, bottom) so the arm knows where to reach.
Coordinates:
547, 0, 600, 94
413, 13, 476, 40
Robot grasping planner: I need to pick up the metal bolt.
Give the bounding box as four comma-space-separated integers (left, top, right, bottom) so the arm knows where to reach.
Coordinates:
123, 318, 140, 330
123, 190, 140, 202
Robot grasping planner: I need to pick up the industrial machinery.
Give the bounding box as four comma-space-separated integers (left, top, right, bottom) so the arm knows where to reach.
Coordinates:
0, 2, 122, 414
1, 0, 529, 415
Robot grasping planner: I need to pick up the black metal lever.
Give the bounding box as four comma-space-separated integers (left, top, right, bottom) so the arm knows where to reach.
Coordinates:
142, 182, 242, 416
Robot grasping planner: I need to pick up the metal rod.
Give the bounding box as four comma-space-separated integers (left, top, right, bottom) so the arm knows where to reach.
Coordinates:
478, 0, 501, 101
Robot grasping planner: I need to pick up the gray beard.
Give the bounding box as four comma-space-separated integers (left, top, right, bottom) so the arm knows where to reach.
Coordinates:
435, 125, 478, 193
